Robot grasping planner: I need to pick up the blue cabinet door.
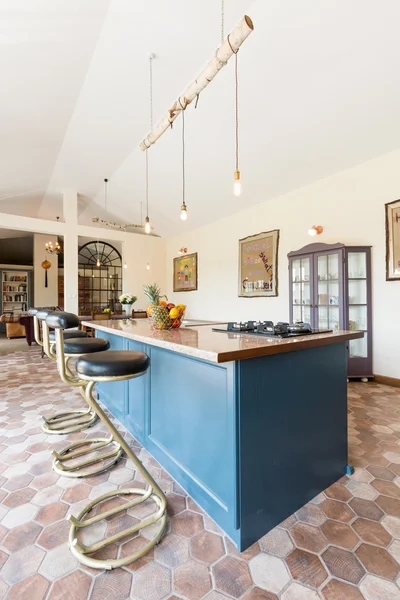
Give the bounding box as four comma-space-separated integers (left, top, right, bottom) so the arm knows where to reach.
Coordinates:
125, 339, 149, 446
95, 331, 127, 421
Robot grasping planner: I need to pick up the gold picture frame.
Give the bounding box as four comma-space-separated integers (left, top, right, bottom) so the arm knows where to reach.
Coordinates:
385, 199, 400, 281
238, 229, 280, 297
173, 252, 198, 292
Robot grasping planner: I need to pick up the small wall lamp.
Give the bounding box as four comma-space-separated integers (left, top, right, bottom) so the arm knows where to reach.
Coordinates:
308, 225, 323, 237
178, 247, 188, 255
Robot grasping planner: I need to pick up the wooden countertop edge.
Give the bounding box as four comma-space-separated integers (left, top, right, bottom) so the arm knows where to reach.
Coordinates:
82, 322, 363, 364
216, 331, 364, 362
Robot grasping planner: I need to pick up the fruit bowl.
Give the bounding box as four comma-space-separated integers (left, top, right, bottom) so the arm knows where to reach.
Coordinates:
150, 304, 186, 330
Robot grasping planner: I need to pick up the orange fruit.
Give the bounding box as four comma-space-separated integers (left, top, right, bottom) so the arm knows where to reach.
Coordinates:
159, 300, 167, 307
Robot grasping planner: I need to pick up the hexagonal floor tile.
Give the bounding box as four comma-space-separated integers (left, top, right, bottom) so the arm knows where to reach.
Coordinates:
295, 504, 326, 527
321, 499, 355, 523
321, 579, 365, 600
281, 582, 320, 600
241, 587, 278, 600
360, 574, 400, 600
3, 521, 42, 552
90, 570, 132, 600
248, 554, 290, 595
356, 542, 399, 580
190, 530, 225, 564
290, 522, 328, 553
324, 482, 352, 502
352, 517, 392, 547
321, 520, 359, 550
154, 533, 189, 567
286, 549, 328, 588
172, 510, 203, 538
5, 573, 50, 600
348, 497, 384, 521
132, 562, 171, 600
322, 546, 365, 584
174, 559, 211, 600
1, 545, 46, 585
259, 527, 294, 557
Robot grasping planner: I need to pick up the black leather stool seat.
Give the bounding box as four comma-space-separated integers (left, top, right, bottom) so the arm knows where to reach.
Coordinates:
49, 330, 88, 341
76, 351, 150, 378
63, 338, 110, 355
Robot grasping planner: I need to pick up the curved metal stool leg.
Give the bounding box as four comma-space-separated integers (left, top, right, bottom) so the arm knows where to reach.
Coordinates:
68, 380, 167, 570
30, 312, 98, 435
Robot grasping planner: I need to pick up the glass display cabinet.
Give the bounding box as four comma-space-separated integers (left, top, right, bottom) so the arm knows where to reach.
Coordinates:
288, 243, 372, 380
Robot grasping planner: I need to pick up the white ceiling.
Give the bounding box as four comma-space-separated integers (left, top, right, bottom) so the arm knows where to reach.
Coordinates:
2, 0, 400, 237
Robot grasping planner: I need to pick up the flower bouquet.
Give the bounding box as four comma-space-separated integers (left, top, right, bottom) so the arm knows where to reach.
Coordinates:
119, 293, 137, 317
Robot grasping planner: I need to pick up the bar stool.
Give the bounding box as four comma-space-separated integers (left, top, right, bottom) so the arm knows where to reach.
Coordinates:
54, 330, 167, 568
45, 311, 124, 478
29, 308, 98, 435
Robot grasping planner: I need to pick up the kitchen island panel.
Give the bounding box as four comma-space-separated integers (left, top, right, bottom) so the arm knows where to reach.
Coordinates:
238, 342, 348, 550
147, 347, 238, 537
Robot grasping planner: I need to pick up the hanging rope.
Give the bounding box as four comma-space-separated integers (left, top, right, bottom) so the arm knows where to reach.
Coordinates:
235, 51, 239, 172
221, 0, 225, 44
182, 109, 185, 207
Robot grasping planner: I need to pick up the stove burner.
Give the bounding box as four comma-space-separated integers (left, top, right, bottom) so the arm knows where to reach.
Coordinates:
216, 321, 326, 338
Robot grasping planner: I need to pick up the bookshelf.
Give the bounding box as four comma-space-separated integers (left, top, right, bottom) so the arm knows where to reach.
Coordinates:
2, 270, 29, 314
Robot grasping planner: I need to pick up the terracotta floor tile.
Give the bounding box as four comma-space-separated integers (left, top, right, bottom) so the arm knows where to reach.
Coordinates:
352, 517, 393, 546
91, 570, 132, 600
356, 542, 400, 580
322, 546, 365, 584
248, 554, 290, 595
321, 520, 359, 550
3, 487, 36, 508
213, 556, 252, 597
190, 530, 224, 564
371, 479, 400, 498
5, 573, 50, 600
321, 499, 355, 523
367, 465, 396, 480
172, 510, 203, 538
46, 570, 92, 600
241, 588, 278, 600
2, 521, 42, 552
174, 559, 211, 600
259, 527, 294, 557
290, 522, 328, 553
321, 579, 365, 600
359, 573, 400, 600
286, 549, 328, 588
348, 497, 385, 521
324, 482, 352, 502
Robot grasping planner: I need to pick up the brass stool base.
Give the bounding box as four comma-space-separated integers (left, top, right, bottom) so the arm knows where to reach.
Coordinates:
42, 409, 98, 435
68, 487, 167, 570
52, 436, 123, 478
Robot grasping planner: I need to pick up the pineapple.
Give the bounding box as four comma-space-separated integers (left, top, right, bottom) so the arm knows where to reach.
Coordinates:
143, 283, 168, 324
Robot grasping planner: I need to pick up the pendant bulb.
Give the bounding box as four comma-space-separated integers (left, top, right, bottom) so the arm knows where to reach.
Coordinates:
180, 202, 188, 221
144, 216, 151, 234
146, 262, 150, 271
96, 260, 101, 267
233, 170, 241, 197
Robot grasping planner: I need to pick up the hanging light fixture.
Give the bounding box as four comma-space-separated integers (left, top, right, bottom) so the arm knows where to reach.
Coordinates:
146, 263, 150, 271
180, 106, 188, 220
144, 54, 154, 235
232, 44, 241, 197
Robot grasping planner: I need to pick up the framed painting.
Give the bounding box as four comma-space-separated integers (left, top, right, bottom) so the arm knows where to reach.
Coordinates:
173, 252, 198, 292
386, 199, 400, 281
238, 229, 280, 297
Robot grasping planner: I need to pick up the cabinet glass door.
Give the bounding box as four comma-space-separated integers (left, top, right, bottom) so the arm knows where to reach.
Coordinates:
347, 251, 368, 358
315, 252, 341, 330
291, 256, 312, 324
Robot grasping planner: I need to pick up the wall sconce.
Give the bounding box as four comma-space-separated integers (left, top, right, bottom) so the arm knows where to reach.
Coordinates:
308, 225, 323, 237
178, 247, 188, 255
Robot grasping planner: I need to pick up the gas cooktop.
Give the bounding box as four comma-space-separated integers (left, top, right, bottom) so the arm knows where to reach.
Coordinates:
212, 321, 332, 338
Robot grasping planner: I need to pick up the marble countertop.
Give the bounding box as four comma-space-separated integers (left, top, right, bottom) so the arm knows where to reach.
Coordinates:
82, 319, 364, 364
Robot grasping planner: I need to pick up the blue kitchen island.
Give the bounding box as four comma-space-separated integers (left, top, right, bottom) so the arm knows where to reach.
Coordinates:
83, 319, 363, 551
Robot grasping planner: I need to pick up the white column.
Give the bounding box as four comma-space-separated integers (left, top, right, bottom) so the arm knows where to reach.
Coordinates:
63, 189, 79, 314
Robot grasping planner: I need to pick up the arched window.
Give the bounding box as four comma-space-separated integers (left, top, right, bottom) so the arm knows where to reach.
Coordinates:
78, 241, 122, 314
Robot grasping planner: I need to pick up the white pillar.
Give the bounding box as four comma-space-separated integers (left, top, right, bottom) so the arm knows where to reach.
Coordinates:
63, 189, 79, 314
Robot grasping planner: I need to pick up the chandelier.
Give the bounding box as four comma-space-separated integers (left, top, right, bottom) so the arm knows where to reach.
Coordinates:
45, 240, 62, 255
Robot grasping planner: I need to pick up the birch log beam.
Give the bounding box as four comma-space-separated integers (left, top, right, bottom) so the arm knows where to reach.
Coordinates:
139, 15, 254, 151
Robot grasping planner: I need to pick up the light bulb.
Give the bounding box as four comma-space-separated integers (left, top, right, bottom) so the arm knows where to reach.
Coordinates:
123, 263, 127, 269
180, 203, 187, 221
146, 263, 150, 271
144, 217, 151, 234
308, 227, 317, 237
233, 170, 241, 197
96, 260, 101, 267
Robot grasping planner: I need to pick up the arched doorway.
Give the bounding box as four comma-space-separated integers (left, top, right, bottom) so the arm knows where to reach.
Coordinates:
78, 241, 122, 314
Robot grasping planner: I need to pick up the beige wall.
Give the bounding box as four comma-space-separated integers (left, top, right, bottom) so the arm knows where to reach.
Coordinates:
33, 234, 58, 307
166, 149, 400, 379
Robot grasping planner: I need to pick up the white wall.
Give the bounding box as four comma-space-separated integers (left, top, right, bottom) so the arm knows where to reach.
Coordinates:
123, 235, 167, 310
167, 149, 400, 379
33, 234, 58, 307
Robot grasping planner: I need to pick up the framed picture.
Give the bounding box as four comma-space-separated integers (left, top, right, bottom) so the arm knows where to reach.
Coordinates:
173, 252, 198, 292
386, 199, 400, 281
238, 229, 280, 297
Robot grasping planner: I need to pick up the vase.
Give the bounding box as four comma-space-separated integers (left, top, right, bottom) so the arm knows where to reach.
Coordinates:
124, 304, 134, 318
